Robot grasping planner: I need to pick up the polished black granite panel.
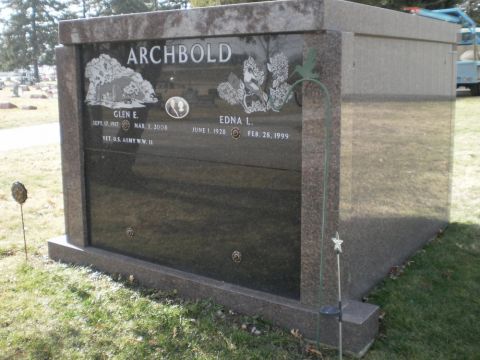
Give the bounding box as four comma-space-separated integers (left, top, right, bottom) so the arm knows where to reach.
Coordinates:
85, 151, 301, 297
81, 35, 303, 298
81, 35, 303, 170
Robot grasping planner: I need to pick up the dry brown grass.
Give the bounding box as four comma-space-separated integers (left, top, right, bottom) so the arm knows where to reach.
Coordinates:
450, 96, 480, 223
0, 144, 64, 257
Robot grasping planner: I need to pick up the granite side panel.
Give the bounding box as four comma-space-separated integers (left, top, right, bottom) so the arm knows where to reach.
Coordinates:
56, 45, 87, 247
324, 0, 458, 44
350, 36, 456, 97
48, 236, 378, 355
338, 31, 355, 307
338, 34, 455, 299
301, 31, 342, 307
59, 0, 323, 44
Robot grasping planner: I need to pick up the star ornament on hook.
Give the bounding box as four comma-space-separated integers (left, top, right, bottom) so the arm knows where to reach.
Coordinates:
332, 232, 343, 253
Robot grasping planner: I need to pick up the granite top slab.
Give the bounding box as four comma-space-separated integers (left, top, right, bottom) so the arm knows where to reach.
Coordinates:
58, 0, 458, 45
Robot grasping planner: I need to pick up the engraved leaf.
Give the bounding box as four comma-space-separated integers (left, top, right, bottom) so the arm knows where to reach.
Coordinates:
218, 82, 240, 105
268, 53, 289, 88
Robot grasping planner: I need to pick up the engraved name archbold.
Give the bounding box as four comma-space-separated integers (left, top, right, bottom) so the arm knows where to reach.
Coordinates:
127, 43, 232, 65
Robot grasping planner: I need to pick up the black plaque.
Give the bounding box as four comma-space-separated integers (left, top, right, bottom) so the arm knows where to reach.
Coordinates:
82, 35, 303, 298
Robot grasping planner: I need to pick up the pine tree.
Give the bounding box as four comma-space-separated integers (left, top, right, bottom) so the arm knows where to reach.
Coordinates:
191, 0, 256, 7
78, 0, 188, 17
0, 0, 73, 81
156, 0, 189, 10
460, 0, 480, 23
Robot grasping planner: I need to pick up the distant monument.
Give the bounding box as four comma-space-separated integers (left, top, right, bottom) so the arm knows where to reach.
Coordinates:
11, 83, 19, 97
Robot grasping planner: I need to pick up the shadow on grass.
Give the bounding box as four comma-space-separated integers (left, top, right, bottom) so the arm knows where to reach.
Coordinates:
365, 222, 480, 360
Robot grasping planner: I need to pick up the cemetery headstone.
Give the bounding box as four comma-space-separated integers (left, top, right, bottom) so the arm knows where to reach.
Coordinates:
48, 0, 457, 355
11, 83, 19, 97
30, 94, 48, 99
0, 102, 18, 109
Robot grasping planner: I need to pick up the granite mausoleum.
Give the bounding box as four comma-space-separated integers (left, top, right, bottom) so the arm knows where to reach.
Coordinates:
49, 0, 457, 355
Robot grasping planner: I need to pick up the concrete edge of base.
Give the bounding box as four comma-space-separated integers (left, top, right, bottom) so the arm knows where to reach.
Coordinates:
48, 235, 379, 356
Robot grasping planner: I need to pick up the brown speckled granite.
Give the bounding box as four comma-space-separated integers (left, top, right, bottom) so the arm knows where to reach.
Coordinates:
58, 0, 456, 46
301, 31, 342, 307
59, 1, 323, 45
56, 45, 88, 247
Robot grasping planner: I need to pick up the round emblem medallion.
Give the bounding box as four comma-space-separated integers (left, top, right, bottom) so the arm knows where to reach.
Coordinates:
121, 119, 131, 131
11, 181, 28, 204
165, 97, 189, 119
231, 127, 241, 139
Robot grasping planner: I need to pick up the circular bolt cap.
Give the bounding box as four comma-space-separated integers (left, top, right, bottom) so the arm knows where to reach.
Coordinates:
126, 227, 135, 238
232, 250, 242, 263
231, 127, 241, 139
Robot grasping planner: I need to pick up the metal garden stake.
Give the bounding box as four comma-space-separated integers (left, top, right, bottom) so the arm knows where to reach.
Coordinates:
11, 181, 28, 261
332, 231, 344, 360
318, 231, 344, 359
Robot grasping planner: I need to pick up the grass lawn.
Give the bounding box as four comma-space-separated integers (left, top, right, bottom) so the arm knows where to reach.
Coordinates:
364, 96, 480, 359
0, 85, 58, 129
0, 97, 479, 359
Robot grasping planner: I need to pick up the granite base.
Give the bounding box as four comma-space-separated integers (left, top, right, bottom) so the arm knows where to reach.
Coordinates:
48, 236, 378, 356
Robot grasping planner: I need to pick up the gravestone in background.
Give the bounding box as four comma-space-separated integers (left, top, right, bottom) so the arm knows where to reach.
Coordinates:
49, 0, 457, 355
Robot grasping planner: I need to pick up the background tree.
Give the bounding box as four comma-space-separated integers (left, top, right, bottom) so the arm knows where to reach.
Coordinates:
0, 0, 74, 81
191, 0, 256, 6
79, 0, 148, 16
191, 0, 462, 11
155, 0, 189, 10
460, 0, 480, 23
78, 0, 188, 17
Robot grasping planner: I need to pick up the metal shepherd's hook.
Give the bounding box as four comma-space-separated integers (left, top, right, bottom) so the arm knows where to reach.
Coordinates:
11, 181, 28, 261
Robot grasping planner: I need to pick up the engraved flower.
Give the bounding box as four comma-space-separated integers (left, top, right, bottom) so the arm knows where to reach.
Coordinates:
267, 53, 289, 89
243, 56, 265, 88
